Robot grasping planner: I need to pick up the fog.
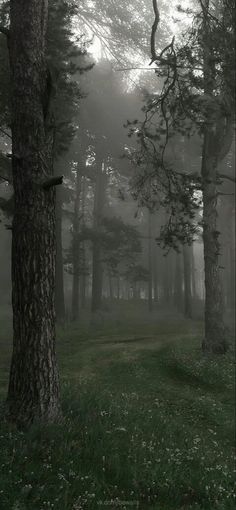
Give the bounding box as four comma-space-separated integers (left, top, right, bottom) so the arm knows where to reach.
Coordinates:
0, 0, 235, 508
0, 60, 235, 328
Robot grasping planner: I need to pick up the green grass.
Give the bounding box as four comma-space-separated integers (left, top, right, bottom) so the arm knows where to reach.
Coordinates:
0, 304, 235, 510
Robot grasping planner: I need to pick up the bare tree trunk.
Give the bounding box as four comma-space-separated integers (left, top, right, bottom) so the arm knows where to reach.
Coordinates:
91, 159, 106, 313
183, 245, 192, 319
55, 189, 65, 322
108, 271, 114, 300
163, 254, 171, 304
174, 251, 183, 311
148, 211, 153, 312
117, 276, 120, 299
190, 245, 197, 301
80, 176, 86, 309
153, 243, 159, 303
229, 209, 235, 310
6, 0, 60, 426
71, 165, 81, 321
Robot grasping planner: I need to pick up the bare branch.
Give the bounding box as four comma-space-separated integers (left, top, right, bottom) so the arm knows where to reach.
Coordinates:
0, 25, 9, 37
217, 117, 235, 162
150, 0, 160, 64
0, 152, 12, 184
6, 153, 23, 162
0, 128, 12, 140
41, 175, 63, 189
0, 174, 11, 183
217, 173, 236, 184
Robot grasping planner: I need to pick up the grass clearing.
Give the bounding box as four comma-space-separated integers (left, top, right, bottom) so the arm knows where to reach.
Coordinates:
0, 305, 235, 509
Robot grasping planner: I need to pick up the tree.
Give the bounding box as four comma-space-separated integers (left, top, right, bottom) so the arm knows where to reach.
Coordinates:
0, 0, 93, 323
128, 0, 235, 353
1, 0, 61, 426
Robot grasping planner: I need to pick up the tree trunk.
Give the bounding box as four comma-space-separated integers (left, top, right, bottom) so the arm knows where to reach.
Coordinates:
190, 245, 197, 301
229, 209, 235, 310
148, 211, 153, 312
183, 245, 192, 319
174, 251, 183, 311
71, 165, 81, 321
153, 243, 159, 303
91, 159, 106, 313
80, 176, 86, 309
55, 189, 65, 322
201, 136, 228, 353
108, 272, 114, 300
117, 276, 120, 299
163, 254, 171, 304
6, 0, 60, 426
201, 0, 228, 353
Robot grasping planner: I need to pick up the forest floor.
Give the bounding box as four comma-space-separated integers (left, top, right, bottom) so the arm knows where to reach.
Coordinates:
0, 303, 235, 510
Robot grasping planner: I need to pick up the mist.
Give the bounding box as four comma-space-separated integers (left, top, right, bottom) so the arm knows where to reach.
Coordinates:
0, 0, 235, 508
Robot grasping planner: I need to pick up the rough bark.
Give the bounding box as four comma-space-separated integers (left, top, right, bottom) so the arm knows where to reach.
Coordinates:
6, 0, 60, 426
201, 0, 228, 353
229, 208, 235, 310
201, 133, 228, 353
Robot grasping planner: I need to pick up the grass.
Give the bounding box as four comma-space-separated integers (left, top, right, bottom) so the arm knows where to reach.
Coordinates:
0, 303, 235, 510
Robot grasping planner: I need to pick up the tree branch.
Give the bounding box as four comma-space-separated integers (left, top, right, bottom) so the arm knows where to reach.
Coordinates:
217, 173, 236, 184
0, 25, 9, 37
150, 0, 160, 64
0, 174, 11, 183
217, 117, 234, 162
0, 127, 12, 140
0, 152, 12, 184
41, 175, 63, 189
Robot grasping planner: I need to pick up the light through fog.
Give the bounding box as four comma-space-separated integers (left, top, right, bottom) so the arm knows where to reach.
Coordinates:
0, 1, 234, 507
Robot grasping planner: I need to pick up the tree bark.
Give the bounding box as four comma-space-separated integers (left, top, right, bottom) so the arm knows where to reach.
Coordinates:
201, 135, 228, 353
71, 165, 81, 321
91, 159, 106, 313
55, 188, 65, 322
201, 0, 228, 353
148, 211, 153, 312
6, 0, 60, 426
190, 245, 197, 301
80, 176, 87, 309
